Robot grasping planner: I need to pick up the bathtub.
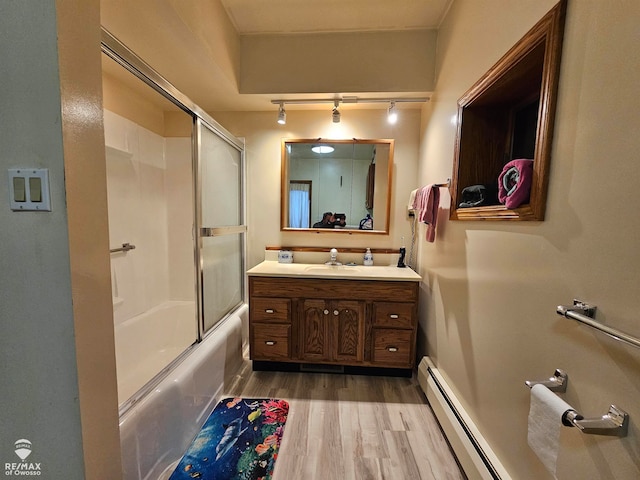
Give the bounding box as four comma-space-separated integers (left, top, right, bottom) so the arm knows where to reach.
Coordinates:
115, 300, 198, 405
118, 303, 246, 480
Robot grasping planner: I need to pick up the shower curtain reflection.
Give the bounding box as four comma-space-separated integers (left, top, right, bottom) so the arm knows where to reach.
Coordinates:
289, 182, 311, 228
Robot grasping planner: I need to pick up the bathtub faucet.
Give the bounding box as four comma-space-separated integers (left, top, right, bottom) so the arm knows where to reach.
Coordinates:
326, 248, 342, 266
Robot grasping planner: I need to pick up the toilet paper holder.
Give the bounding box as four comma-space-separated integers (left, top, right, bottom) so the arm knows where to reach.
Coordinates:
525, 368, 568, 392
563, 406, 629, 437
526, 370, 629, 437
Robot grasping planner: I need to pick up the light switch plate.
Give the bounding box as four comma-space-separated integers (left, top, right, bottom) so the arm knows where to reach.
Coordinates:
8, 168, 52, 211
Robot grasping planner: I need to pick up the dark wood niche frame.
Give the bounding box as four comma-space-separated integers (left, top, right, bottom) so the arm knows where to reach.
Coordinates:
450, 0, 567, 221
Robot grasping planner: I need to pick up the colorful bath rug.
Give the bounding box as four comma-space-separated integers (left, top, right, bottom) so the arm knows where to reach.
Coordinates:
169, 397, 288, 480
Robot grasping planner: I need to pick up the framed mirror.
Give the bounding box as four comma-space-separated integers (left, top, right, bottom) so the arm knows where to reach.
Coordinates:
281, 138, 394, 234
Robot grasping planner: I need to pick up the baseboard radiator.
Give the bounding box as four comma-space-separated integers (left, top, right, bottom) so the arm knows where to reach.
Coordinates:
418, 357, 511, 480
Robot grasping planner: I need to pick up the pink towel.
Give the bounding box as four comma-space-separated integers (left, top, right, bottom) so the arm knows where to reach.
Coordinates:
412, 185, 440, 242
498, 159, 534, 209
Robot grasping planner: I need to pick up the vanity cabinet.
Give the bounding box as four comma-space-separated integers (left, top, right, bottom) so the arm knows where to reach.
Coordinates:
249, 276, 419, 372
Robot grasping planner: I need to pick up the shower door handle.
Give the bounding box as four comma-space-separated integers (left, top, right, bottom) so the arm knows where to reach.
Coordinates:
200, 226, 247, 237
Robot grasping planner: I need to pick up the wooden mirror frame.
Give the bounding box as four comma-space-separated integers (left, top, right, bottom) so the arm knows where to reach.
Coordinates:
450, 0, 566, 221
280, 138, 394, 234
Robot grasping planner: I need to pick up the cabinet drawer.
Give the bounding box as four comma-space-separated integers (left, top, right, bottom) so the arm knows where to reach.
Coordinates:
252, 324, 291, 360
372, 329, 413, 367
374, 302, 414, 329
250, 297, 291, 323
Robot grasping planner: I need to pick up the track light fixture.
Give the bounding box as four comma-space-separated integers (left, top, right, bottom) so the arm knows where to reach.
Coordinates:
270, 96, 429, 124
387, 101, 398, 124
277, 102, 286, 125
332, 100, 341, 123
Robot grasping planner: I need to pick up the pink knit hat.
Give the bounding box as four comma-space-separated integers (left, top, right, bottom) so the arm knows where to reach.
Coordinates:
498, 159, 534, 209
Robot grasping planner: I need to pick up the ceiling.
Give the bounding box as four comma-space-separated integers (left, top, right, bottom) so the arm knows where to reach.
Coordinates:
220, 0, 451, 35
101, 0, 452, 113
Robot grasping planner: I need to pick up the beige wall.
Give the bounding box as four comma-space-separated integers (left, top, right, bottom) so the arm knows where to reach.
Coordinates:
214, 109, 423, 268
241, 29, 437, 94
102, 65, 193, 137
419, 1, 640, 479
101, 0, 241, 112
58, 1, 124, 478
102, 70, 166, 136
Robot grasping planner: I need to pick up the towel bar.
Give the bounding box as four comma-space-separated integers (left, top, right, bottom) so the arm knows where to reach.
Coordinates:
110, 242, 136, 254
557, 299, 640, 350
434, 178, 451, 188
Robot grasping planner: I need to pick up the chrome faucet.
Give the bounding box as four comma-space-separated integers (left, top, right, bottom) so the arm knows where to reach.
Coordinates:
326, 248, 342, 266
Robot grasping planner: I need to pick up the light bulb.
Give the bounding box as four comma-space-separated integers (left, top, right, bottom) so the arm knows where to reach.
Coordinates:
332, 100, 341, 123
388, 101, 398, 124
311, 145, 334, 154
277, 103, 286, 125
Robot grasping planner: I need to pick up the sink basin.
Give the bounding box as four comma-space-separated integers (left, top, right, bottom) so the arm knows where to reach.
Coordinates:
302, 265, 364, 275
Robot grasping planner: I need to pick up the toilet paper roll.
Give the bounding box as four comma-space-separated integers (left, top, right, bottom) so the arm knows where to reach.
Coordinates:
527, 384, 573, 478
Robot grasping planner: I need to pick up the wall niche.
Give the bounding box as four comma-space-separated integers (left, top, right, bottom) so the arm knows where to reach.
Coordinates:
450, 0, 566, 221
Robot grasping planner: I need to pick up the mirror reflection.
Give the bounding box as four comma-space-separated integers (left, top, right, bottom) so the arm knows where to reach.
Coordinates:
281, 139, 393, 233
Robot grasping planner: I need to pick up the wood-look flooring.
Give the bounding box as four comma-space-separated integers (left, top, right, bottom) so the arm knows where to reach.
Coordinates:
223, 360, 466, 480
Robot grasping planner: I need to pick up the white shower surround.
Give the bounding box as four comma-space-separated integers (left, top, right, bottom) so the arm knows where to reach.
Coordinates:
114, 300, 197, 405
105, 110, 195, 326
105, 110, 197, 404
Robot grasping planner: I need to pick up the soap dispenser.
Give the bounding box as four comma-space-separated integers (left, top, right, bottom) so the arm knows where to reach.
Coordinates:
363, 248, 374, 266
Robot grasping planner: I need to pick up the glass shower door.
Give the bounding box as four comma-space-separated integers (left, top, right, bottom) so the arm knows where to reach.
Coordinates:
196, 120, 245, 335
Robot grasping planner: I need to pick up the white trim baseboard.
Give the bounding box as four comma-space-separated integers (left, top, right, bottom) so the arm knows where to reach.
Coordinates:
418, 357, 511, 480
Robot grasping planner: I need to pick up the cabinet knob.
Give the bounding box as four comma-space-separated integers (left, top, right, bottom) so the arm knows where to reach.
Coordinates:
389, 314, 399, 319
265, 340, 277, 346
323, 309, 329, 315
333, 310, 339, 316
386, 346, 398, 352
265, 309, 275, 314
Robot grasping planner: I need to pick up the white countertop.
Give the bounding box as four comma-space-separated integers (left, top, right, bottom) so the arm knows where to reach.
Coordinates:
247, 261, 422, 282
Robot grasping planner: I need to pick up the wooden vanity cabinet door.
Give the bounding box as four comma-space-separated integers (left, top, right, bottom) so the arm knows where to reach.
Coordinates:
299, 299, 365, 363
299, 299, 331, 361
332, 300, 365, 363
